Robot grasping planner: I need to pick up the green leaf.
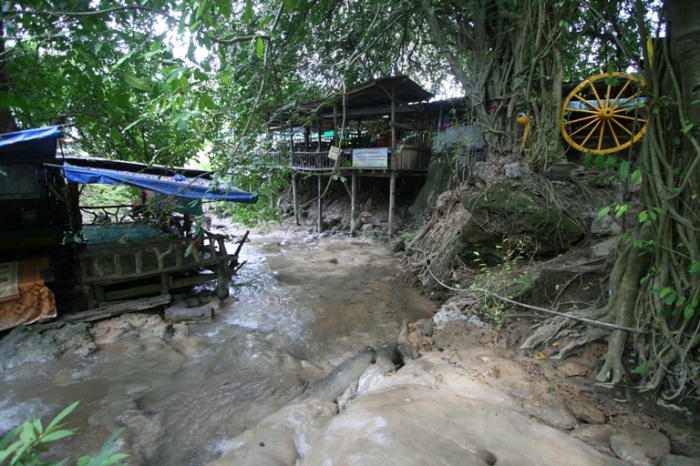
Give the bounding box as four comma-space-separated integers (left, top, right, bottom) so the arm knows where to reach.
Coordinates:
630, 169, 642, 184
243, 0, 254, 23
80, 427, 127, 466
45, 401, 79, 433
683, 304, 695, 320
124, 74, 152, 93
681, 122, 694, 134
185, 243, 195, 258
19, 421, 36, 445
282, 0, 298, 13
111, 50, 135, 71
0, 438, 22, 463
614, 204, 628, 219
32, 418, 43, 435
196, 0, 208, 20
41, 428, 76, 443
619, 160, 630, 180
597, 206, 611, 217
688, 261, 700, 275
594, 153, 605, 171
606, 155, 616, 170
256, 37, 265, 59
198, 94, 216, 111
0, 425, 23, 452
583, 151, 593, 169
216, 0, 232, 19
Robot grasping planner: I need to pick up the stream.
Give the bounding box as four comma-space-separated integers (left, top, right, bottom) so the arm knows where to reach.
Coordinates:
0, 232, 436, 465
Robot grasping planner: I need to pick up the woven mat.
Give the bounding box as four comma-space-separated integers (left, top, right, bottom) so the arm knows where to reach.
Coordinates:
0, 261, 19, 303
0, 258, 56, 331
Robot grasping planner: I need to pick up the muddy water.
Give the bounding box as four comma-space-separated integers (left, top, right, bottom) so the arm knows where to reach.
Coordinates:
0, 234, 435, 465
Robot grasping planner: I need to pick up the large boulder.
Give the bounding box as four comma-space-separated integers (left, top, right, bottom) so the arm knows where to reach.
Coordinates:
458, 181, 585, 265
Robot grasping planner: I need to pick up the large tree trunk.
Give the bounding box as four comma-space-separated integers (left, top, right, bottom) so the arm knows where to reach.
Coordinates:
0, 21, 18, 133
594, 0, 700, 395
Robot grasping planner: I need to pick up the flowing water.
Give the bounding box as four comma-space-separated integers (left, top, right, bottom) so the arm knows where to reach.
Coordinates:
0, 233, 435, 465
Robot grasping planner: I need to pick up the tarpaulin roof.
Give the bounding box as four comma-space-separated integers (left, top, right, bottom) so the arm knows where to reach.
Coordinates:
63, 164, 258, 204
0, 126, 63, 163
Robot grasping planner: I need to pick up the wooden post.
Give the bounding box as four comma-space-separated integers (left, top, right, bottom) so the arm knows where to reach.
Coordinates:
391, 84, 396, 170
317, 175, 323, 232
291, 172, 299, 225
389, 171, 396, 237
389, 83, 397, 237
333, 103, 339, 146
350, 172, 357, 236
216, 262, 230, 299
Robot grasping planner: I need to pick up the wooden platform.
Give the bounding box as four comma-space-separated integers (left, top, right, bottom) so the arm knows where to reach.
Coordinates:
78, 228, 247, 308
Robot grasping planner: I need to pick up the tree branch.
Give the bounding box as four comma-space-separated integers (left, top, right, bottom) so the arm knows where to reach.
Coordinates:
12, 5, 167, 18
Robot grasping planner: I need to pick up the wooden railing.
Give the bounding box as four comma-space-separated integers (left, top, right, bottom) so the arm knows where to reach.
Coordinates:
78, 230, 248, 307
269, 147, 431, 171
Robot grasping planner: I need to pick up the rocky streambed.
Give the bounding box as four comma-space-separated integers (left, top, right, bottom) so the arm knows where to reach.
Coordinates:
1, 227, 698, 465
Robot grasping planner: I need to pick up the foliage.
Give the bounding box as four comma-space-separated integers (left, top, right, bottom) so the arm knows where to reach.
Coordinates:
470, 240, 530, 326
0, 402, 127, 466
78, 185, 139, 208
391, 231, 417, 253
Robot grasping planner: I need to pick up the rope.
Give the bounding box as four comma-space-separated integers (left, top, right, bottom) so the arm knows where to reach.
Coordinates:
410, 246, 640, 333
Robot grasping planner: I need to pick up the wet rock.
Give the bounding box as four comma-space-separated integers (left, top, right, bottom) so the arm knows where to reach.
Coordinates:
566, 398, 606, 424
590, 212, 622, 236
164, 304, 215, 323
303, 385, 623, 466
590, 237, 619, 257
558, 362, 590, 377
461, 182, 584, 263
504, 162, 533, 181
610, 427, 671, 466
433, 302, 470, 329
0, 322, 95, 369
572, 424, 616, 456
210, 398, 338, 466
523, 396, 578, 430
421, 318, 435, 336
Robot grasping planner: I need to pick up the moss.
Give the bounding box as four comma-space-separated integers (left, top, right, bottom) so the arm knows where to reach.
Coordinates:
461, 182, 583, 258
466, 183, 535, 213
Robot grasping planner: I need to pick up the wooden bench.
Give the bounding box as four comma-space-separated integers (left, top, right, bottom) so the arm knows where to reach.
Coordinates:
78, 230, 248, 308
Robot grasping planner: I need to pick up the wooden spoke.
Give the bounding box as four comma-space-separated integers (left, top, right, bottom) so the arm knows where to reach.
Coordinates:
561, 72, 648, 154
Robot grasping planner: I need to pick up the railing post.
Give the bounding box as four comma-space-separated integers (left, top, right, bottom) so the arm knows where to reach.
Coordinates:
317, 175, 323, 233
292, 172, 299, 225
350, 172, 357, 236
389, 171, 396, 237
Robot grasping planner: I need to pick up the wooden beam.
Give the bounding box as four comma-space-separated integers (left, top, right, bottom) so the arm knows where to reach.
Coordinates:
317, 175, 323, 232
351, 172, 357, 236
291, 173, 299, 225
389, 171, 396, 237
57, 294, 172, 323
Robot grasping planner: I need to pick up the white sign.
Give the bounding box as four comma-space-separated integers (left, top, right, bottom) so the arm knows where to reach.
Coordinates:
352, 148, 388, 168
328, 146, 341, 160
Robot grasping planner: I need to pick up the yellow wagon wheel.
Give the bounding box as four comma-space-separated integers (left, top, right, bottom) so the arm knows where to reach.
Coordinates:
561, 72, 647, 155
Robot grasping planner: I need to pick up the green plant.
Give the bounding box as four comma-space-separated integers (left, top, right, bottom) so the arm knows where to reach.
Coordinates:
391, 231, 417, 252
0, 402, 128, 466
470, 239, 528, 325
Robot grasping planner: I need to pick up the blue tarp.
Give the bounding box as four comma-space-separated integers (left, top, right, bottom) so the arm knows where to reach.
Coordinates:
63, 164, 258, 204
0, 126, 63, 162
